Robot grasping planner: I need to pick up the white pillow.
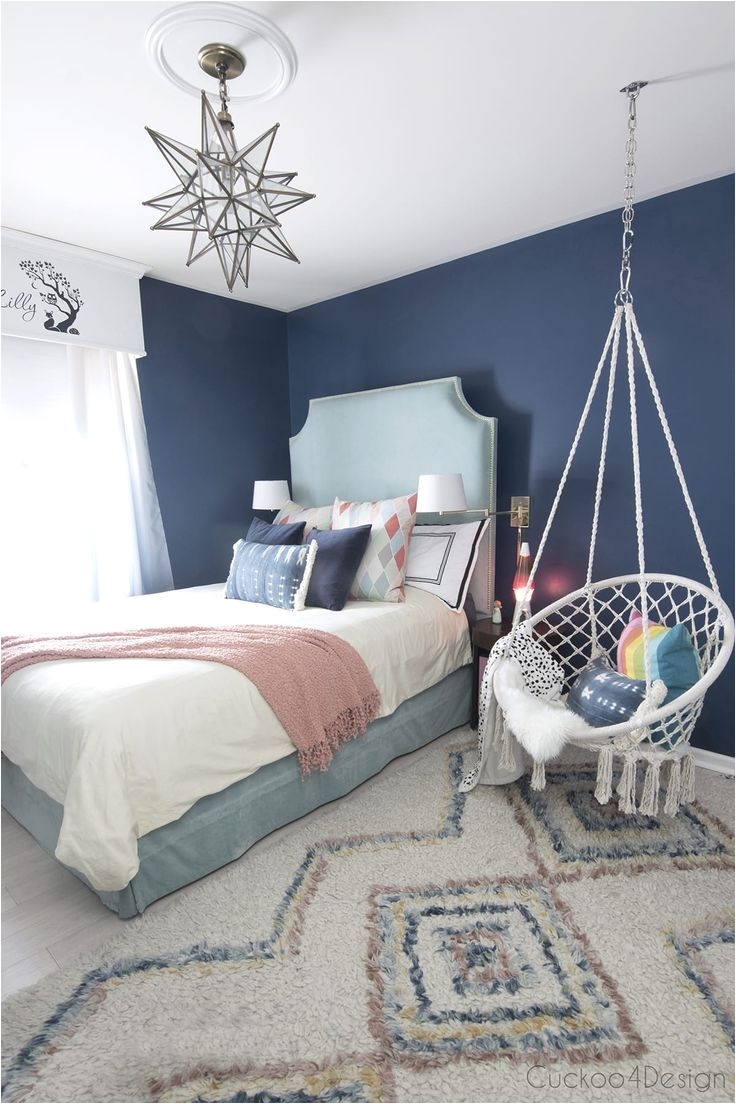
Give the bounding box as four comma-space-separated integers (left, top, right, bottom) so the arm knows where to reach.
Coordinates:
404, 520, 488, 610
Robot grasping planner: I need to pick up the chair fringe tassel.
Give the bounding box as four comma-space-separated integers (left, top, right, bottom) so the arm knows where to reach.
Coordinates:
495, 702, 697, 818
681, 753, 696, 803
498, 716, 520, 774
530, 758, 546, 791
663, 757, 681, 817
617, 756, 638, 814
594, 745, 614, 804
588, 744, 696, 817
639, 758, 661, 816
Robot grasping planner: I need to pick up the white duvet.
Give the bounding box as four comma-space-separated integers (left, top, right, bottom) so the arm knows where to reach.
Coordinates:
2, 585, 470, 891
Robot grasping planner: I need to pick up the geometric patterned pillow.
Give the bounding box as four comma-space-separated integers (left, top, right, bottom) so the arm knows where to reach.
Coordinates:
274, 500, 333, 540
332, 493, 418, 603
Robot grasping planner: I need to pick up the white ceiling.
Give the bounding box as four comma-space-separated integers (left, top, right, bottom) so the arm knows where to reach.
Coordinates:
1, 1, 733, 312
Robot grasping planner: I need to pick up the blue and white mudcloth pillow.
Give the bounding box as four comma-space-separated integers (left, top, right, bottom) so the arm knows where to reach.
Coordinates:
566, 655, 652, 728
225, 540, 318, 611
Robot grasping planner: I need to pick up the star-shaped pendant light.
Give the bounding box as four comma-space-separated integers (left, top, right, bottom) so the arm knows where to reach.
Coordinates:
144, 43, 314, 291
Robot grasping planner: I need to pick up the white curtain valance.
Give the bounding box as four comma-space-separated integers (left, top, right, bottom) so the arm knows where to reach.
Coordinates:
1, 228, 149, 357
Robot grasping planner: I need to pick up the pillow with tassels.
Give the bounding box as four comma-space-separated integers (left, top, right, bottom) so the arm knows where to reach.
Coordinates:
225, 540, 317, 611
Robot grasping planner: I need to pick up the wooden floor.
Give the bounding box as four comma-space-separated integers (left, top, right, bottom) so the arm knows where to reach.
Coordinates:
2, 808, 129, 998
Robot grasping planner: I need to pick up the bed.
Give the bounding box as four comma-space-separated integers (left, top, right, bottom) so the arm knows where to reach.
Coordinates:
1, 377, 498, 917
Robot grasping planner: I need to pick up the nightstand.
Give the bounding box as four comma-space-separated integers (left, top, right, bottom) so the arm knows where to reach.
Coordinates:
470, 617, 514, 729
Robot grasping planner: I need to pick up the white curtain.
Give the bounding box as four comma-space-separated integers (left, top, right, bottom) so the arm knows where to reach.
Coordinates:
2, 337, 173, 620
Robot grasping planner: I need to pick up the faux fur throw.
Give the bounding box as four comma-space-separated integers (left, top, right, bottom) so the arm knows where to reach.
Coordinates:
1, 625, 381, 775
493, 657, 595, 762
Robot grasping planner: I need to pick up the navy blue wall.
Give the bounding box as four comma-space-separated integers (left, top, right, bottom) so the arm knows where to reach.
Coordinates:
138, 277, 290, 588
287, 176, 734, 754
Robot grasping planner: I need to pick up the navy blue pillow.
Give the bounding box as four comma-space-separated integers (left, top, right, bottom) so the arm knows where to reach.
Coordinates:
306, 526, 372, 611
246, 517, 305, 545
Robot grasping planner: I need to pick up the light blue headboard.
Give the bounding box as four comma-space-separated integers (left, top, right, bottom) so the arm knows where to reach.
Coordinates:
290, 377, 498, 611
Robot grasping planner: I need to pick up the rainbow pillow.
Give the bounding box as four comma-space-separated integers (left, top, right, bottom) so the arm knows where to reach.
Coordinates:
617, 611, 700, 706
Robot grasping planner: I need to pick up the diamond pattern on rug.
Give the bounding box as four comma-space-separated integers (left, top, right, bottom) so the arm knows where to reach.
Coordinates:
2, 739, 733, 1103
436, 917, 533, 999
667, 915, 735, 1052
150, 1053, 396, 1103
508, 765, 734, 881
0, 748, 471, 1104
366, 877, 643, 1066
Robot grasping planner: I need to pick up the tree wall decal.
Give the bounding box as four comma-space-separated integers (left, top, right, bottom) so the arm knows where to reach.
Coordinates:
20, 260, 84, 334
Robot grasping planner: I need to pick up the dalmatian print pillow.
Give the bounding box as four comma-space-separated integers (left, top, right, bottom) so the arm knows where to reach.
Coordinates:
488, 625, 564, 700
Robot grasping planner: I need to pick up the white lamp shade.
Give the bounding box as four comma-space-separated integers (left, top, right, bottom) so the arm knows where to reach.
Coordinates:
252, 480, 290, 510
416, 473, 468, 513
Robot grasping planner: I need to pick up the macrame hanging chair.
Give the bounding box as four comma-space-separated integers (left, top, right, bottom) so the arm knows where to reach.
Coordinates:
506, 82, 734, 815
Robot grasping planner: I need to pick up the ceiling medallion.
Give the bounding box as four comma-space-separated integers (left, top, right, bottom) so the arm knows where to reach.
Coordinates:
145, 2, 297, 103
143, 39, 314, 292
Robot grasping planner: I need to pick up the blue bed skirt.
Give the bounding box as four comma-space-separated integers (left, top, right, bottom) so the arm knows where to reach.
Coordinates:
1, 665, 471, 918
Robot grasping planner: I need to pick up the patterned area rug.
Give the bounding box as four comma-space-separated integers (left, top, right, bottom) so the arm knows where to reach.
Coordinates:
2, 730, 734, 1103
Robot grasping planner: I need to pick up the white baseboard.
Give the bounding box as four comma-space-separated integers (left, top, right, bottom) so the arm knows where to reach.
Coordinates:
692, 747, 735, 776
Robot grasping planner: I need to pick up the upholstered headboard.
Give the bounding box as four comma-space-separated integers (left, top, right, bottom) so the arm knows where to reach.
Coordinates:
289, 377, 498, 612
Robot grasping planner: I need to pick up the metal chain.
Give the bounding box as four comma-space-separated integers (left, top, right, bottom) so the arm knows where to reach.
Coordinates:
215, 62, 236, 151
217, 64, 230, 116
616, 81, 647, 304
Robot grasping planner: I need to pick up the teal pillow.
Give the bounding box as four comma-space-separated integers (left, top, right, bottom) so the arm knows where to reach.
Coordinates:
617, 612, 700, 705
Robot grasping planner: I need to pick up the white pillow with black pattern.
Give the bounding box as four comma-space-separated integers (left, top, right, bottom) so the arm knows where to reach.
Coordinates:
405, 520, 488, 610
489, 624, 564, 700
461, 624, 560, 795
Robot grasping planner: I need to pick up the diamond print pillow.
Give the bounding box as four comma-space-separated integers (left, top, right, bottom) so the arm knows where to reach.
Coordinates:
274, 500, 333, 540
332, 493, 418, 602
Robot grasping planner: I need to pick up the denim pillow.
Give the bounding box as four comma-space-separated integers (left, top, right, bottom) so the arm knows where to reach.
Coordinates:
246, 517, 305, 545
566, 656, 647, 728
226, 540, 317, 610
305, 526, 372, 611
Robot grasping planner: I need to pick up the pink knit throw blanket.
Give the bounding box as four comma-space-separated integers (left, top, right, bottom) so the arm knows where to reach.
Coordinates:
1, 625, 381, 774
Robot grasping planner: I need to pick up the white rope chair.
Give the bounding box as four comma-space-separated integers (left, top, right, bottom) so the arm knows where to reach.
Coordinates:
527, 574, 732, 751
510, 299, 734, 815
477, 85, 733, 817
